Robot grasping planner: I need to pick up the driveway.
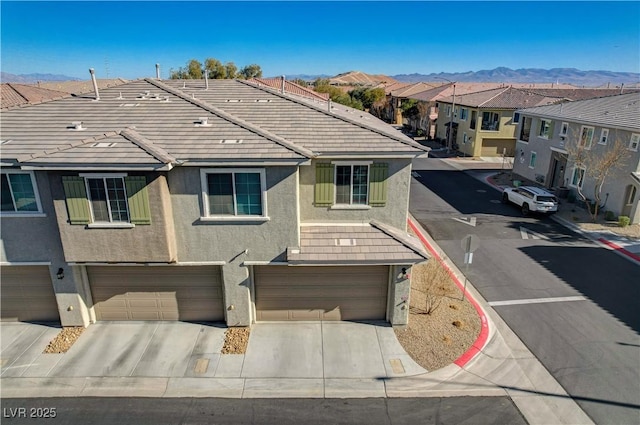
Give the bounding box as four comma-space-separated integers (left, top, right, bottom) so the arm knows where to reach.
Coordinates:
0, 321, 425, 380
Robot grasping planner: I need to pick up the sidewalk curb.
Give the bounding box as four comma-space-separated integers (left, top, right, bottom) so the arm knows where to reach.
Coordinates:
407, 217, 490, 368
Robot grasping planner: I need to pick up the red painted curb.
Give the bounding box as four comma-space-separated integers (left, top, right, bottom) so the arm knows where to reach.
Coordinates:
408, 218, 489, 368
597, 238, 640, 262
485, 174, 504, 192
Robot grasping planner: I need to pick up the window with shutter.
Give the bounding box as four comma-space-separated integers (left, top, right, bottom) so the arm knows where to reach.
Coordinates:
314, 163, 334, 206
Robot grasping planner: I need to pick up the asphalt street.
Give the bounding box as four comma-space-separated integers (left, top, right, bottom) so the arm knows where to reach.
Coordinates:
410, 157, 640, 425
0, 397, 527, 425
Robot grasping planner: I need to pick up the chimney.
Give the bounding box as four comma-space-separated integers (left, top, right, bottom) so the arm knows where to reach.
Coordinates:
205, 70, 209, 90
156, 63, 161, 80
89, 68, 100, 100
281, 75, 285, 94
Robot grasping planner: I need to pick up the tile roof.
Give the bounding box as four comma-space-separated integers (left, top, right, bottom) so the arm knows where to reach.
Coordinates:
288, 221, 428, 264
36, 79, 129, 95
250, 77, 329, 101
1, 83, 69, 109
437, 86, 564, 109
1, 78, 427, 168
390, 82, 441, 98
517, 92, 640, 131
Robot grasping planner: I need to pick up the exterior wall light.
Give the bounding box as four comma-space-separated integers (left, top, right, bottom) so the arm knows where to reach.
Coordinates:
57, 268, 64, 279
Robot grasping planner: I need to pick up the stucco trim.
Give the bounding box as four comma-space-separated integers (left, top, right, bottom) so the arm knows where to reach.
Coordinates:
0, 262, 51, 266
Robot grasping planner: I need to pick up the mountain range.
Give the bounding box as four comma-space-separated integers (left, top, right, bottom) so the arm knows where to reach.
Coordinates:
1, 72, 82, 83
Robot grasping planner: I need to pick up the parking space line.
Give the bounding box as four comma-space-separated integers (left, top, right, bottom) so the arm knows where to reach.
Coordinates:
489, 296, 587, 307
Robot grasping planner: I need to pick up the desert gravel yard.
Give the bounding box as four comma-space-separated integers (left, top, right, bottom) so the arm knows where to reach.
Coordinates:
395, 258, 481, 371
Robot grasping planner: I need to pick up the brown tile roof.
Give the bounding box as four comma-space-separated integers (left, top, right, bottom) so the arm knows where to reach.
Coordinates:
437, 86, 563, 109
250, 77, 329, 101
36, 78, 129, 95
390, 82, 442, 98
1, 83, 69, 109
288, 221, 428, 265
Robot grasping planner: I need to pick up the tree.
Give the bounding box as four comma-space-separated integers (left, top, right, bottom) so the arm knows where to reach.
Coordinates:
239, 64, 262, 79
292, 78, 309, 87
204, 58, 226, 79
349, 87, 386, 110
186, 59, 203, 79
567, 130, 630, 222
225, 62, 238, 79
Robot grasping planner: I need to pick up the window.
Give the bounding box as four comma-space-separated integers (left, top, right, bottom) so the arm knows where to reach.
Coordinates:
336, 165, 368, 205
529, 151, 537, 169
599, 129, 609, 145
559, 122, 569, 137
519, 116, 532, 142
1, 171, 42, 214
481, 112, 500, 131
538, 119, 552, 139
578, 126, 594, 149
85, 176, 129, 222
460, 108, 468, 120
513, 112, 520, 123
470, 111, 477, 130
629, 133, 640, 151
201, 169, 265, 218
446, 105, 451, 117
570, 166, 586, 188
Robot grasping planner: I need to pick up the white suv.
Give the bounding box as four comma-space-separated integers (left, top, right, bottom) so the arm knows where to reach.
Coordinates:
502, 186, 558, 215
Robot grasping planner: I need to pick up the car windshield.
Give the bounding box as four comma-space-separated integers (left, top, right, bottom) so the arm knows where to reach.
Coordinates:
537, 196, 557, 203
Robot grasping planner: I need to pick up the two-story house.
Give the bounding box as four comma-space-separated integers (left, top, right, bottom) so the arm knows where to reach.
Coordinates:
513, 92, 640, 224
0, 74, 429, 328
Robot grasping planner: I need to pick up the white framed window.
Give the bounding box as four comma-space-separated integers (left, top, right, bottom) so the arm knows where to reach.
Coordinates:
460, 108, 468, 121
80, 173, 130, 223
200, 168, 267, 219
599, 128, 609, 145
334, 163, 369, 205
529, 151, 537, 169
539, 119, 552, 139
560, 122, 569, 137
578, 126, 595, 149
1, 170, 43, 215
629, 133, 640, 151
570, 166, 586, 188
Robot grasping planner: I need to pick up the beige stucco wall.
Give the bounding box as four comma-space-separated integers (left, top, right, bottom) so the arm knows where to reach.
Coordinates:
299, 158, 412, 231
52, 172, 177, 263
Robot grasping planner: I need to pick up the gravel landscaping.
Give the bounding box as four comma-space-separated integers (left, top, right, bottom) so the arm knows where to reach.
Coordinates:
221, 327, 250, 354
43, 327, 85, 353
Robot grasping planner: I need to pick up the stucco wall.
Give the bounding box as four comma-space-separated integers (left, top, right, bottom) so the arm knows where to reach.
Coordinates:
299, 159, 411, 230
52, 172, 176, 263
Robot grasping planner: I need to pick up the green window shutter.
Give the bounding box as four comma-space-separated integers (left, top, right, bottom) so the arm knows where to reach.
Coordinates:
62, 176, 91, 225
314, 163, 334, 206
125, 176, 151, 225
369, 163, 388, 207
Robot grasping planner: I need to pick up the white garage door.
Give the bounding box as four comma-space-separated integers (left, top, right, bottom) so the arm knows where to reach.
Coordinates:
1, 266, 59, 322
88, 266, 224, 321
255, 266, 388, 321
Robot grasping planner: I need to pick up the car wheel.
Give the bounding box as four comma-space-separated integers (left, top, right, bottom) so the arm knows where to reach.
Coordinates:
522, 203, 530, 216
502, 192, 509, 203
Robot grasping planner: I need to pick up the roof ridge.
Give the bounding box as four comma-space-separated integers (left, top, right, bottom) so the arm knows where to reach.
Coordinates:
120, 128, 176, 164
144, 78, 315, 159
5, 84, 30, 103
369, 219, 429, 259
238, 79, 428, 152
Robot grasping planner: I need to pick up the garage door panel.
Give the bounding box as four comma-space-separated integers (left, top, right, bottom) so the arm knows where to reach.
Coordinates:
0, 266, 60, 322
88, 266, 224, 322
255, 266, 388, 321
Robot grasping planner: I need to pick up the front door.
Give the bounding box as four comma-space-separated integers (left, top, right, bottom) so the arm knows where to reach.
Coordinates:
549, 153, 567, 188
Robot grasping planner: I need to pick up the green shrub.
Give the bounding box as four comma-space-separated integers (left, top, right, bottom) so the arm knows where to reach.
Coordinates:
605, 210, 616, 221
618, 216, 630, 227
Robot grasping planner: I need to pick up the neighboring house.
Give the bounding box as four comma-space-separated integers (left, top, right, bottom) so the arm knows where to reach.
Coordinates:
1, 83, 69, 109
378, 82, 440, 126
0, 76, 429, 328
513, 92, 640, 223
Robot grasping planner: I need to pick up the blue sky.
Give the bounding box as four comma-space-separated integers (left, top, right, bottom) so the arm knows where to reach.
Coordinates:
2, 1, 639, 80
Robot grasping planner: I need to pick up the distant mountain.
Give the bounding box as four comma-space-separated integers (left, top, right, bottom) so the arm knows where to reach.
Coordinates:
283, 74, 330, 82
1, 72, 82, 83
392, 67, 640, 87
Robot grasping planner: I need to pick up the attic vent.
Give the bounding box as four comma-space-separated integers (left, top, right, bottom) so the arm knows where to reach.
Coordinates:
195, 117, 211, 127
226, 99, 242, 103
220, 139, 243, 144
336, 238, 357, 246
68, 122, 85, 131
119, 103, 140, 107
255, 99, 272, 103
91, 142, 118, 148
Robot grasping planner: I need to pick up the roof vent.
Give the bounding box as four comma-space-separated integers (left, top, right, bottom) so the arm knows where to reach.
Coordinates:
255, 99, 272, 103
220, 139, 243, 144
68, 121, 85, 131
119, 103, 140, 107
162, 96, 171, 102
89, 68, 100, 101
336, 238, 357, 246
116, 92, 124, 100
91, 142, 118, 148
1, 139, 12, 145
226, 99, 242, 103
195, 117, 211, 127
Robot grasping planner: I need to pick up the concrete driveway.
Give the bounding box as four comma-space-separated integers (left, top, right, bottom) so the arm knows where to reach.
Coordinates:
0, 321, 425, 380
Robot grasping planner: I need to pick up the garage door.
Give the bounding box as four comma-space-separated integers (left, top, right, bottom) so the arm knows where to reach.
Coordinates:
1, 266, 59, 322
88, 266, 224, 321
255, 266, 388, 321
481, 138, 515, 157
